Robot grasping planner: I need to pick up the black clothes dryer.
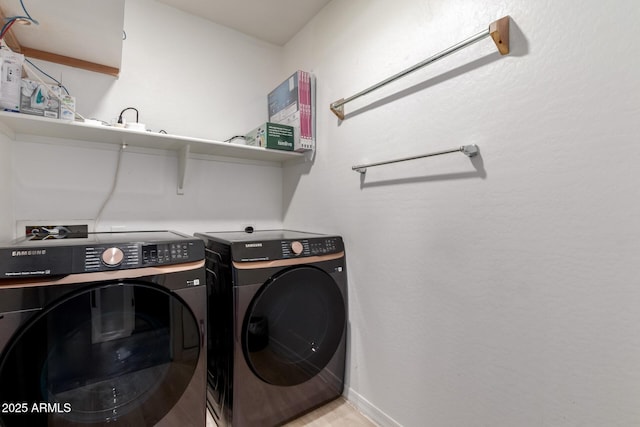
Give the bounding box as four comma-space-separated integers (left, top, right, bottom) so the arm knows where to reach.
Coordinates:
0, 231, 207, 427
195, 230, 348, 427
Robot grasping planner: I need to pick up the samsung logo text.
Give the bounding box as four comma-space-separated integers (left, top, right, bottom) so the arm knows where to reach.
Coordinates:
11, 250, 47, 257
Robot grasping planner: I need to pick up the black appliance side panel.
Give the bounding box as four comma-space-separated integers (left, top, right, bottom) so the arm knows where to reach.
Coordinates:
203, 240, 234, 427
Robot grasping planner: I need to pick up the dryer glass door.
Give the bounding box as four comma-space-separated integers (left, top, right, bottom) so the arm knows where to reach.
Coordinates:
242, 266, 346, 386
0, 282, 200, 426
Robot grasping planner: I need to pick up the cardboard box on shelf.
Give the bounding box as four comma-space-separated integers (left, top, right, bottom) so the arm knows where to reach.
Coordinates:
0, 49, 24, 112
268, 70, 315, 152
245, 122, 294, 151
59, 95, 76, 121
20, 79, 62, 119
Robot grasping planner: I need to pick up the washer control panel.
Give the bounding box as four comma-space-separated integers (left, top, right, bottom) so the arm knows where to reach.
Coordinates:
0, 231, 205, 278
84, 242, 199, 271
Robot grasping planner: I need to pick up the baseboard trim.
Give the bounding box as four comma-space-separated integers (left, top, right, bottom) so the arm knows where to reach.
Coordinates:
344, 388, 402, 427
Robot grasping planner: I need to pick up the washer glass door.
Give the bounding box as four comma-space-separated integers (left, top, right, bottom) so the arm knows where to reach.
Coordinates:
0, 282, 200, 426
242, 265, 346, 386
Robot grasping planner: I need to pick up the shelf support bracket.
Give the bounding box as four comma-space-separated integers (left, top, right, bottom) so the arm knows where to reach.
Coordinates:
177, 144, 190, 195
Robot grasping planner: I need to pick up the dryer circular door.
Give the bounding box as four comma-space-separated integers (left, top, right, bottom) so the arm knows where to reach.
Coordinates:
0, 282, 201, 426
242, 265, 346, 386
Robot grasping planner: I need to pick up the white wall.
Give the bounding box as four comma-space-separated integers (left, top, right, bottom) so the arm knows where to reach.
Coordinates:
282, 0, 640, 426
11, 137, 284, 235
4, 0, 287, 238
0, 133, 13, 241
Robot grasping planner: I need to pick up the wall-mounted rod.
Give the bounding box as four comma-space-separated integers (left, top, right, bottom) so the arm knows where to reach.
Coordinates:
352, 144, 479, 174
330, 16, 510, 120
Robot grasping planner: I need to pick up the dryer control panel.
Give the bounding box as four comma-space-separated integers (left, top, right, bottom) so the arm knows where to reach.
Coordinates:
281, 237, 341, 258
195, 230, 344, 263
232, 237, 343, 262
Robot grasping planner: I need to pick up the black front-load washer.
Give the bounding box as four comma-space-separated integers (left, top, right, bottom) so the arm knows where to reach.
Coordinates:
195, 230, 348, 427
0, 231, 206, 427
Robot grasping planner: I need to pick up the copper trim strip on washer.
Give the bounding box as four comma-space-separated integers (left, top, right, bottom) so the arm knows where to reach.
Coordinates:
0, 260, 205, 289
232, 251, 345, 270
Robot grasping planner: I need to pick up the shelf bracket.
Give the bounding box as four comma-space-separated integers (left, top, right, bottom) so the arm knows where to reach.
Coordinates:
177, 144, 190, 195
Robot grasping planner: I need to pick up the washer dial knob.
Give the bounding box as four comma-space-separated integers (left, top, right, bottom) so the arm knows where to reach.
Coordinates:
102, 247, 124, 266
290, 241, 304, 255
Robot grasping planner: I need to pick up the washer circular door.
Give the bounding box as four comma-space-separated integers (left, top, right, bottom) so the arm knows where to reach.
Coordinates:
0, 282, 201, 426
242, 265, 346, 386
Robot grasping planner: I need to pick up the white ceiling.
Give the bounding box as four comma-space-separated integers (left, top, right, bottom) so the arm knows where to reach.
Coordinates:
156, 0, 332, 46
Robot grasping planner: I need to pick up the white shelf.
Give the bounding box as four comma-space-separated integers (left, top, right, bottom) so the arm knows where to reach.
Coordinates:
0, 111, 304, 193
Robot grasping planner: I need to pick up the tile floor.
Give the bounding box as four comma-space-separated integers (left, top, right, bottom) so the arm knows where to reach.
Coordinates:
206, 397, 376, 426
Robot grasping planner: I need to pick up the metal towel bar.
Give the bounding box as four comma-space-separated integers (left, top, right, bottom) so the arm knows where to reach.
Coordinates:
330, 16, 510, 119
352, 144, 478, 174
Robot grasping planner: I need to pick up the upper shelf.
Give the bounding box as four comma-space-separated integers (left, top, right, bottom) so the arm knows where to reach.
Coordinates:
1, 0, 125, 76
0, 111, 304, 164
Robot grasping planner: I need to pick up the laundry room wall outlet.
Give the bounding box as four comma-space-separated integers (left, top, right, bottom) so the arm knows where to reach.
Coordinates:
16, 220, 95, 238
